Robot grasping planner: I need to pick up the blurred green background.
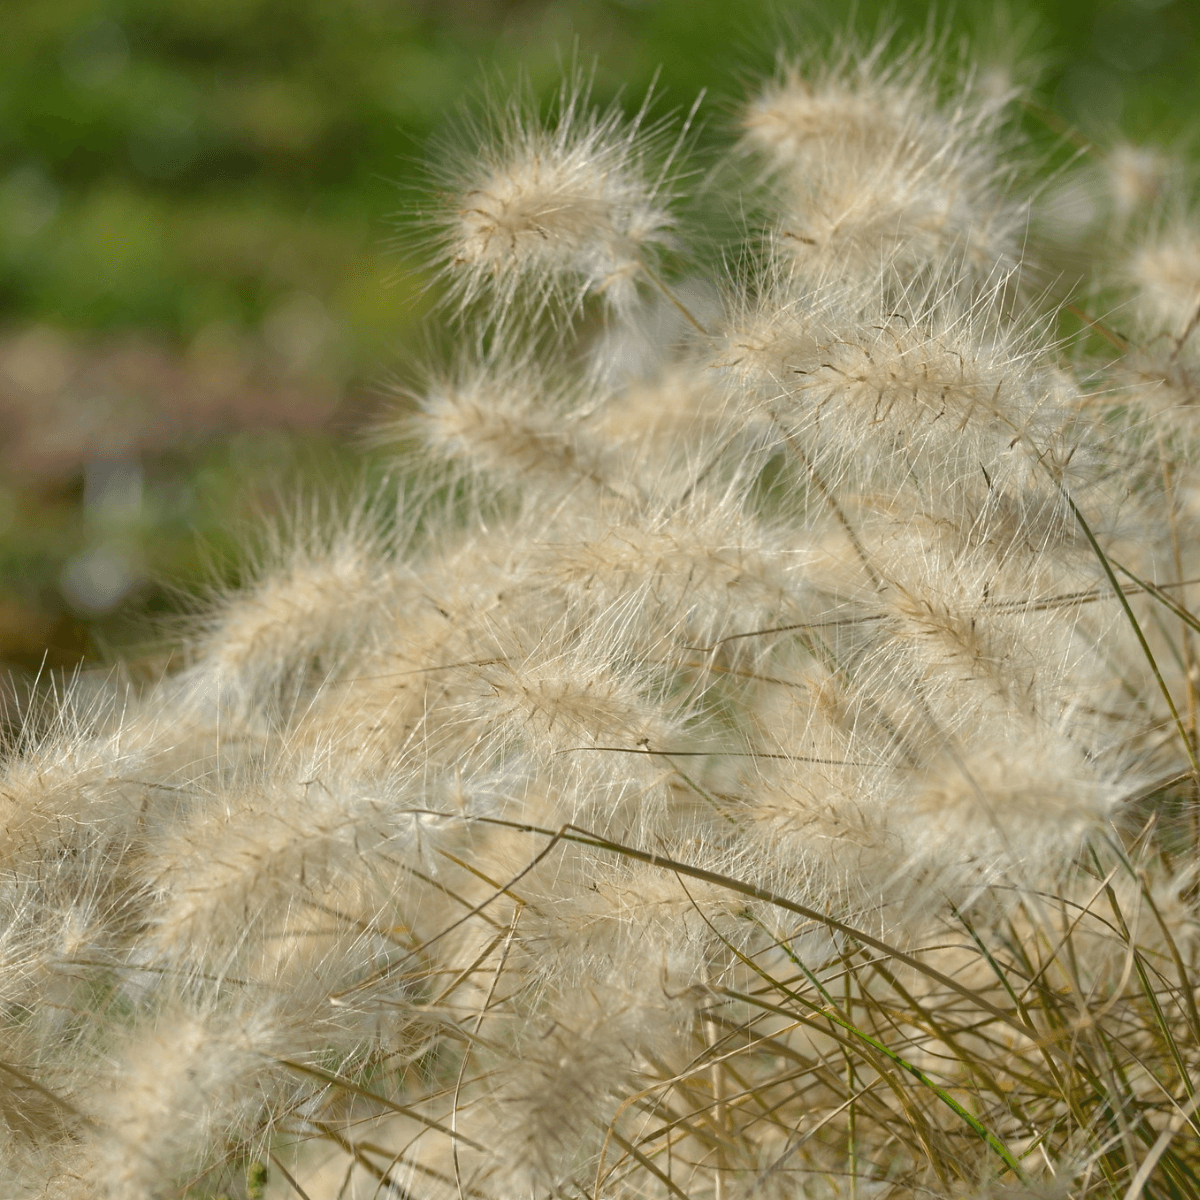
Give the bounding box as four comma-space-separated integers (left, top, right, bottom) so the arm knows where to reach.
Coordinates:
0, 0, 1196, 679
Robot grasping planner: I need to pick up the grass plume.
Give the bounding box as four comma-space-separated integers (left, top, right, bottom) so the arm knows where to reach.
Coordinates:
3, 29, 1200, 1200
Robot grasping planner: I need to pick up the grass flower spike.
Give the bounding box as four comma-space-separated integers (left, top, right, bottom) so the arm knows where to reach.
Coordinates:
435, 74, 680, 324
741, 40, 1024, 285
4, 28, 1200, 1200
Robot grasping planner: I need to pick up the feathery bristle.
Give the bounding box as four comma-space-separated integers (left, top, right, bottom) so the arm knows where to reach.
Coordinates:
434, 73, 677, 323
6, 27, 1200, 1200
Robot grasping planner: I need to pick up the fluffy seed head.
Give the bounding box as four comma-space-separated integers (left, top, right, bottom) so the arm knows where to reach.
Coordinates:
1128, 222, 1200, 338
435, 75, 676, 322
6, 33, 1200, 1200
1106, 143, 1170, 220
412, 356, 612, 493
741, 45, 1021, 283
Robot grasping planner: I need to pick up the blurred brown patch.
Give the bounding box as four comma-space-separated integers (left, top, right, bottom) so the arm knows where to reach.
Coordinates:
0, 323, 370, 678
0, 324, 342, 484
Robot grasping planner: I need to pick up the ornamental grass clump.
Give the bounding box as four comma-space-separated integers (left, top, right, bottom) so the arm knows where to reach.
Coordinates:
4, 31, 1200, 1200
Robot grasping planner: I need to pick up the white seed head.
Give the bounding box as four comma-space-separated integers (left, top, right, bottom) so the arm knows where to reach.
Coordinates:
1128, 223, 1200, 338
741, 47, 1022, 284
435, 75, 676, 322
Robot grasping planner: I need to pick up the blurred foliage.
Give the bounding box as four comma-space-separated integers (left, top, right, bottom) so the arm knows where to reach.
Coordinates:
0, 0, 1197, 676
